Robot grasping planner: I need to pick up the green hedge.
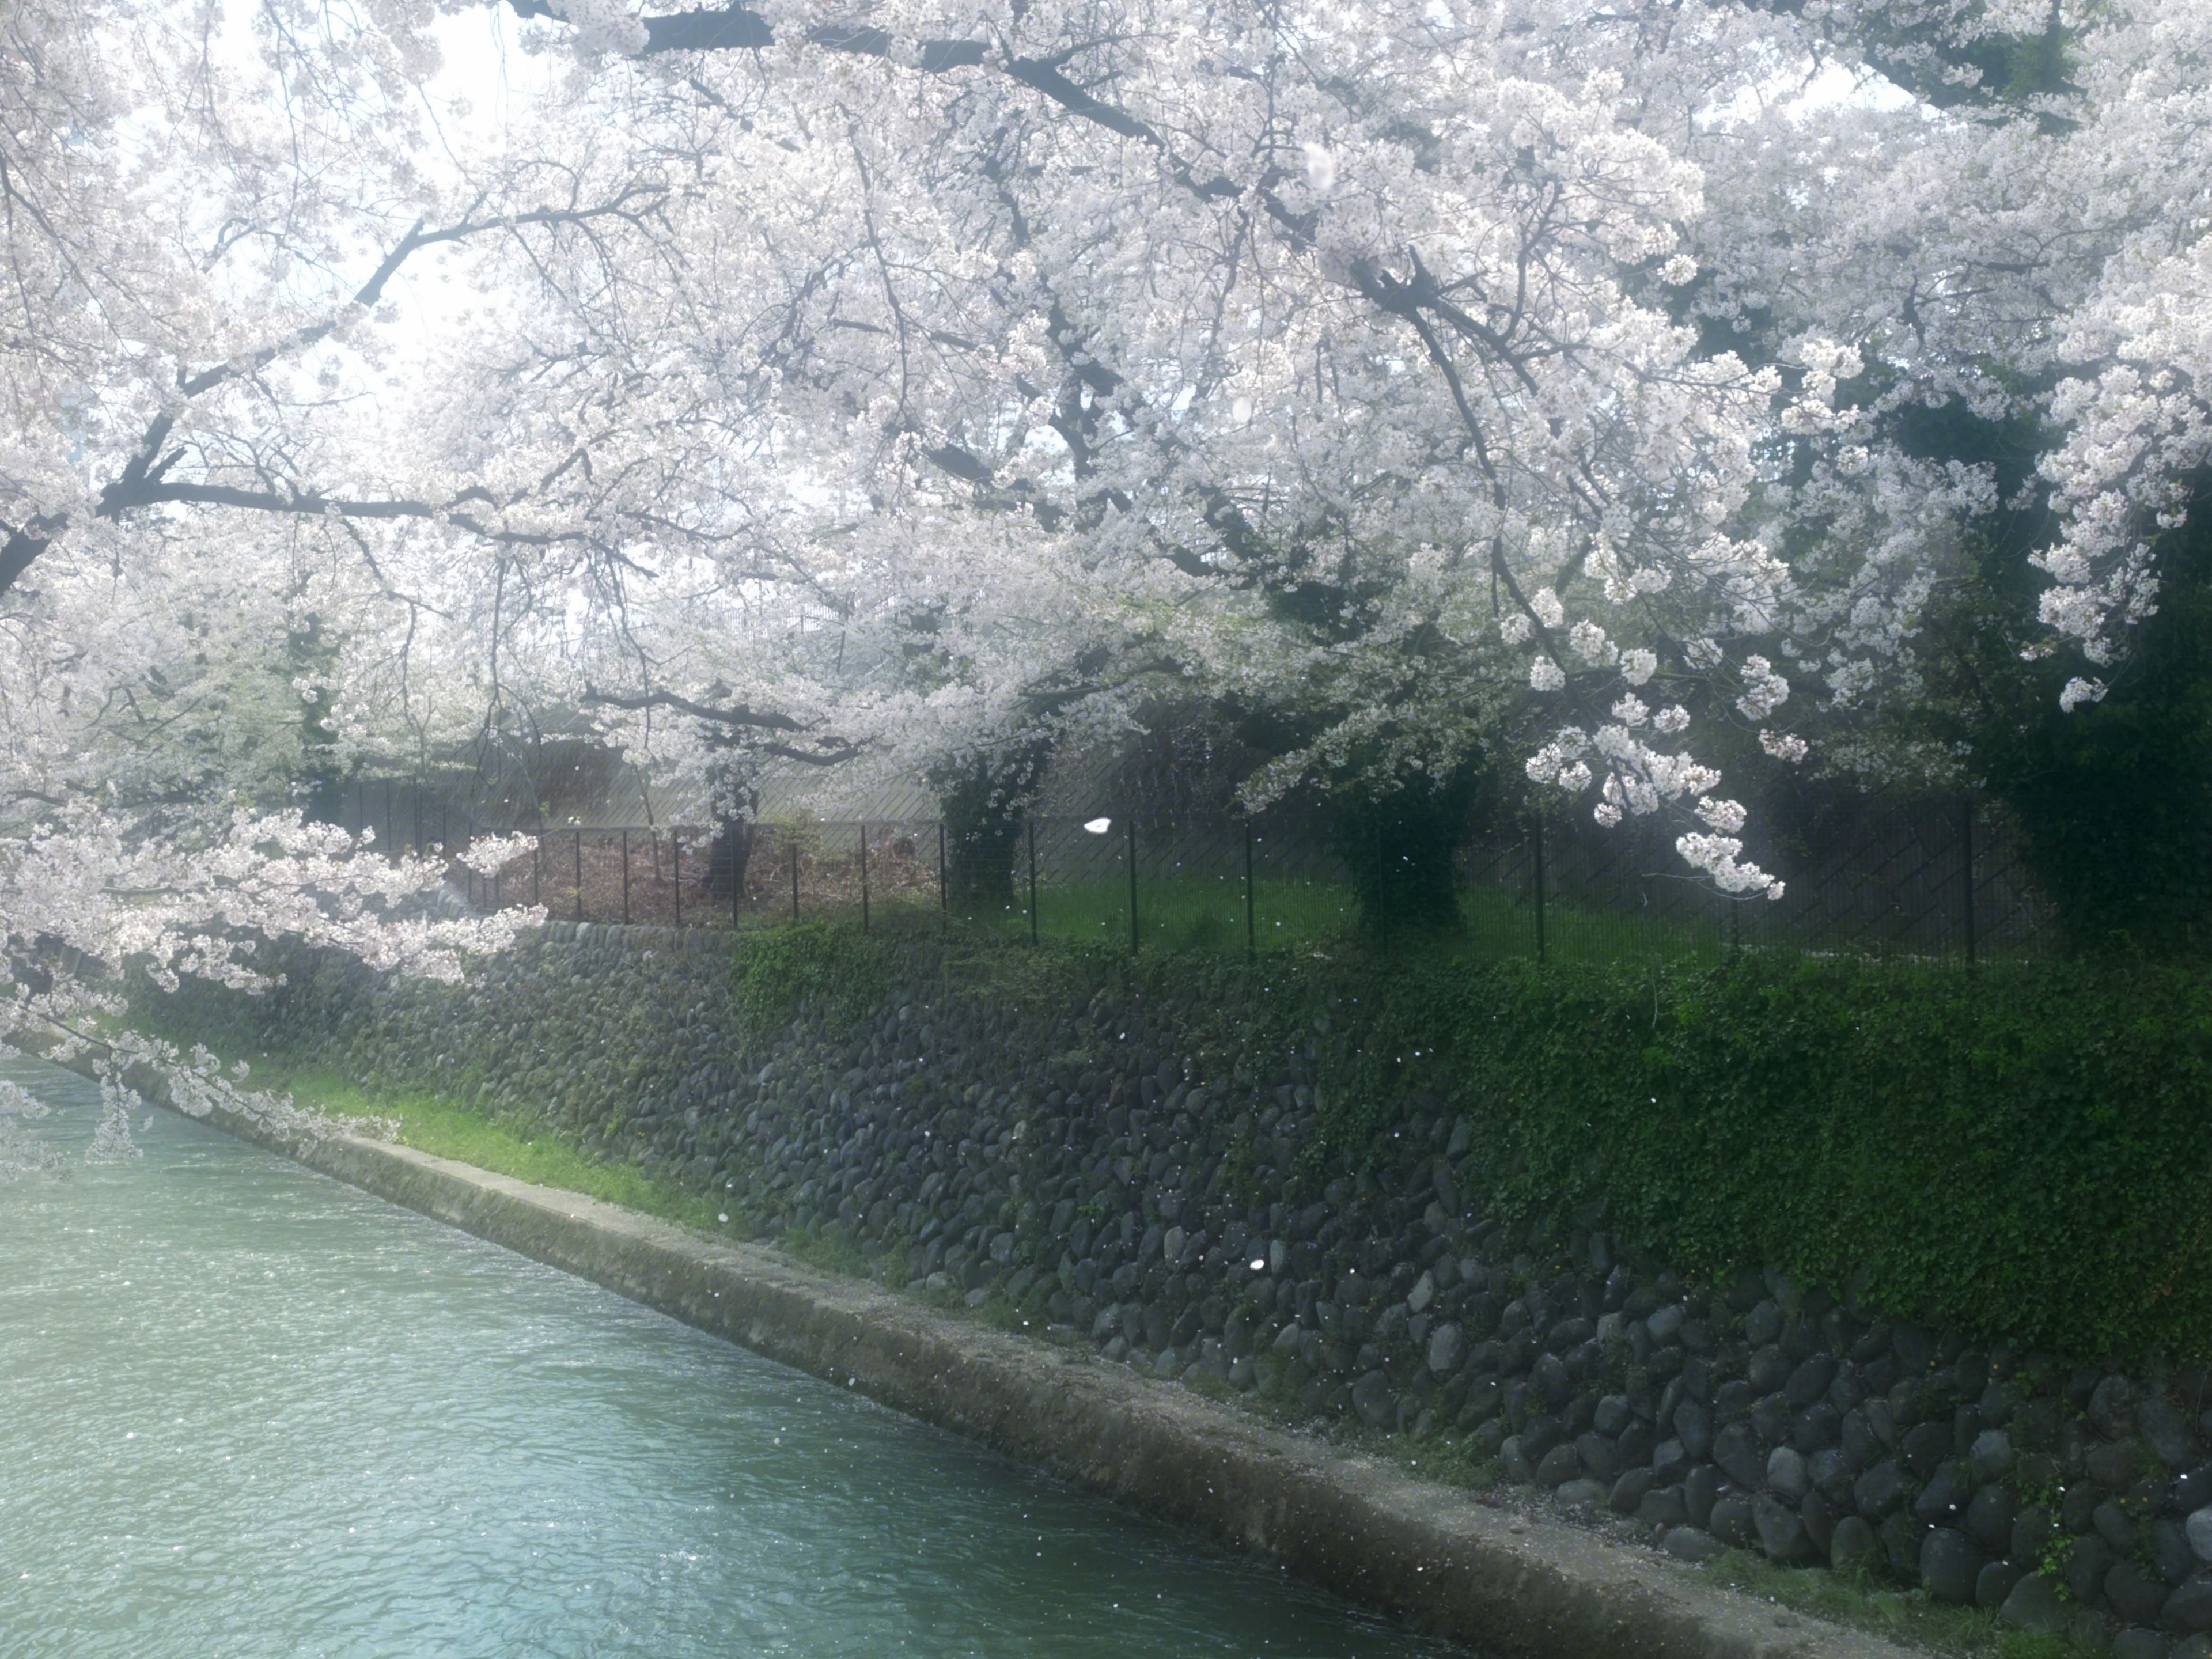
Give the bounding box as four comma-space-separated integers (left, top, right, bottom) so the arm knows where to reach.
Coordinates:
162, 921, 2212, 1363
793, 929, 2212, 1362
1342, 950, 2212, 1363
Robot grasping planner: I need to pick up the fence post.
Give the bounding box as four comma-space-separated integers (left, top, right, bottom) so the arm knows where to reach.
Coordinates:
1243, 818, 1256, 960
1532, 814, 1547, 964
673, 832, 683, 927
1376, 816, 1391, 952
1027, 819, 1039, 944
573, 829, 584, 922
383, 778, 393, 856
937, 822, 946, 930
532, 835, 541, 907
790, 834, 801, 922
1961, 797, 1977, 967
732, 826, 742, 925
859, 821, 870, 933
412, 782, 423, 856
1641, 865, 1659, 1027
1127, 815, 1140, 955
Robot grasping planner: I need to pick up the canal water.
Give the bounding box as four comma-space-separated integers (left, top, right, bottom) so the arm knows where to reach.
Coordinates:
0, 1060, 1456, 1658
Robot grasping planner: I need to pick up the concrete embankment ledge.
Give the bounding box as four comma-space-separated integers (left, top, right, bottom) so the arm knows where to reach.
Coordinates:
146, 1100, 1921, 1659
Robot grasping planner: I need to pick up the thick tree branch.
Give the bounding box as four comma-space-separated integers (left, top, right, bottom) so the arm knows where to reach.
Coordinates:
0, 514, 62, 595
0, 191, 668, 600
579, 684, 859, 764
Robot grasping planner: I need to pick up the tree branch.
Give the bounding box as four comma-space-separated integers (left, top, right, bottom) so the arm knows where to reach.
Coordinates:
579, 684, 860, 764
0, 191, 670, 600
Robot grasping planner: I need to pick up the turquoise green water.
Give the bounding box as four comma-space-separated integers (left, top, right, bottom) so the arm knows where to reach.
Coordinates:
0, 1059, 1457, 1659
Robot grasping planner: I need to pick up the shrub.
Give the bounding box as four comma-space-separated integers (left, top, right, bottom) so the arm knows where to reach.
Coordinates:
1357, 950, 2212, 1361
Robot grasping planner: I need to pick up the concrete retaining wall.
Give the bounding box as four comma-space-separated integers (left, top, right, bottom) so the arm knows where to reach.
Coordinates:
170, 1091, 1916, 1659
149, 926, 2212, 1650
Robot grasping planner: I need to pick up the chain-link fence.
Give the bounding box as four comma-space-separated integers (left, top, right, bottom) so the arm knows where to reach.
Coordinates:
344, 781, 2053, 965
1450, 796, 2051, 967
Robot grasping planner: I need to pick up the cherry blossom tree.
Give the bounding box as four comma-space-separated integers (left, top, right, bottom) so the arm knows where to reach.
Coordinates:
475, 0, 1798, 902
0, 0, 567, 1132
10, 0, 2212, 1014
507, 0, 2209, 914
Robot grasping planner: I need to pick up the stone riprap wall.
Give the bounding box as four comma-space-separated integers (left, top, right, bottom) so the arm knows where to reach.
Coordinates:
194, 923, 2212, 1654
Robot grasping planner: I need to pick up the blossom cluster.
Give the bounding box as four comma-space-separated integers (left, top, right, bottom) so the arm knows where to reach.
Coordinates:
2, 0, 2206, 1029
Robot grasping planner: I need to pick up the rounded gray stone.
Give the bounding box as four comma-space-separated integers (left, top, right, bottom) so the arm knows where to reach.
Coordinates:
1912, 1457, 1971, 1525
2157, 1520, 2200, 1586
2189, 1506, 2212, 1566
1969, 1427, 2016, 1484
1902, 1419, 1952, 1480
1664, 1525, 1725, 1563
2069, 1533, 2119, 1605
1829, 1514, 1880, 1574
2001, 1573, 2068, 1634
1499, 1435, 1533, 1484
1518, 1416, 1562, 1466
1537, 1442, 1584, 1488
1713, 1421, 1766, 1491
2092, 1438, 2143, 1490
1593, 1393, 1633, 1437
1673, 1400, 1713, 1460
1743, 1300, 1782, 1346
1921, 1527, 1983, 1606
1754, 1493, 1813, 1563
1877, 1511, 1925, 1582
2142, 1397, 2200, 1471
2112, 1629, 2169, 1659
1609, 1467, 1658, 1516
2171, 1465, 2212, 1514
1965, 1482, 2016, 1558
2102, 1498, 2141, 1552
2108, 1559, 2173, 1626
1976, 1559, 2024, 1611
1784, 1355, 1836, 1410
1766, 1445, 1810, 1504
1800, 1487, 1835, 1557
1574, 1430, 1619, 1483
1853, 1457, 1910, 1520
2168, 1577, 2212, 1635
1351, 1369, 1395, 1429
1709, 1495, 1759, 1551
1426, 1320, 1463, 1375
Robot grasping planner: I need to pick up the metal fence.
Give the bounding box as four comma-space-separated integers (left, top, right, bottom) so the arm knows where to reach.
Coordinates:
342, 774, 2056, 965
1471, 796, 2050, 966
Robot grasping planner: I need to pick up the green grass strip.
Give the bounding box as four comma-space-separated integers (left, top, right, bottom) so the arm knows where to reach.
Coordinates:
250, 1059, 738, 1238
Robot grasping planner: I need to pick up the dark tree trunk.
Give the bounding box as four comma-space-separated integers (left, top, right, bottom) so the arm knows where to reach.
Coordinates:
707, 820, 756, 902
1926, 466, 2212, 956
1986, 509, 2212, 955
290, 618, 347, 825
934, 741, 1052, 914
1327, 770, 1486, 938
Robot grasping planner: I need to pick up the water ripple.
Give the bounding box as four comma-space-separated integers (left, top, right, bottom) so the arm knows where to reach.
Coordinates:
0, 1059, 1456, 1659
